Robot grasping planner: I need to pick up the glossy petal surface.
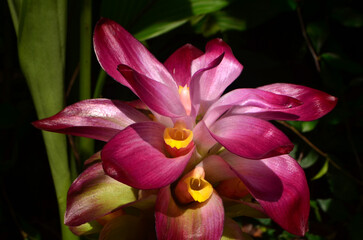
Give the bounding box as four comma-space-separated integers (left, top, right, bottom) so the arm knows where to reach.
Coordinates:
102, 122, 194, 189
164, 44, 203, 87
209, 115, 294, 159
203, 88, 302, 126
94, 18, 175, 91
221, 152, 310, 236
118, 64, 186, 117
155, 186, 224, 240
32, 99, 149, 141
258, 83, 337, 121
65, 162, 137, 226
191, 39, 243, 103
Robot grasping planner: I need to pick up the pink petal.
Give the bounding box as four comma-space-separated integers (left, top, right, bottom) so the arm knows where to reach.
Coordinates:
94, 18, 176, 91
203, 88, 302, 126
164, 44, 204, 87
200, 155, 236, 184
221, 152, 310, 236
190, 39, 243, 112
118, 64, 186, 118
155, 186, 224, 240
209, 115, 294, 159
258, 83, 337, 121
65, 162, 137, 226
101, 122, 194, 189
192, 121, 218, 156
32, 99, 150, 141
190, 53, 225, 117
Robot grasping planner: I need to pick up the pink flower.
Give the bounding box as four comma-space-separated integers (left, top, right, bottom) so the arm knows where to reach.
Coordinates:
33, 18, 337, 239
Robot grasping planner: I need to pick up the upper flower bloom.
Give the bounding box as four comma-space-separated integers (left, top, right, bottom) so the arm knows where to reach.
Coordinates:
33, 18, 337, 239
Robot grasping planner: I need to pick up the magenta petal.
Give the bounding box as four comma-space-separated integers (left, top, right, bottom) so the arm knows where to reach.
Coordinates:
221, 152, 310, 236
209, 115, 294, 159
191, 39, 243, 104
258, 83, 337, 121
164, 44, 203, 87
65, 162, 137, 226
94, 18, 175, 91
155, 186, 224, 240
102, 122, 194, 189
200, 155, 236, 184
32, 99, 150, 141
118, 64, 186, 118
204, 88, 302, 126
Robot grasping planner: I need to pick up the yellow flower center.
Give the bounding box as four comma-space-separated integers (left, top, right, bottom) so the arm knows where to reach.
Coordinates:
174, 167, 213, 204
185, 177, 213, 203
164, 125, 193, 149
163, 121, 193, 157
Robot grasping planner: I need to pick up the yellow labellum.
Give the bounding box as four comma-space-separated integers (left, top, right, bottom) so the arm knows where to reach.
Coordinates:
185, 176, 213, 203
163, 122, 193, 149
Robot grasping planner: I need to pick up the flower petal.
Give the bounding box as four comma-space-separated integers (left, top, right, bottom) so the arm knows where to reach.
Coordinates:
200, 155, 236, 184
191, 39, 243, 104
190, 53, 224, 116
193, 121, 218, 156
99, 214, 155, 240
32, 99, 149, 141
155, 186, 224, 240
65, 162, 137, 226
164, 44, 203, 87
203, 88, 302, 126
68, 221, 102, 236
117, 64, 186, 117
258, 83, 337, 121
209, 115, 294, 159
102, 122, 194, 189
94, 18, 176, 91
221, 152, 310, 236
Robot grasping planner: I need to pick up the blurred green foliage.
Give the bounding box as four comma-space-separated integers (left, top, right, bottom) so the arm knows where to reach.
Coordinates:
1, 0, 362, 239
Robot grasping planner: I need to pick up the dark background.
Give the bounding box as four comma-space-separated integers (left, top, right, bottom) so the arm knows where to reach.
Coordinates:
1, 0, 362, 239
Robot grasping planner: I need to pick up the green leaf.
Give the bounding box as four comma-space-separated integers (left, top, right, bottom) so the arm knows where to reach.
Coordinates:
101, 0, 230, 41
309, 200, 321, 222
9, 1, 77, 239
306, 21, 329, 54
311, 158, 329, 180
332, 7, 363, 28
134, 19, 189, 41
320, 52, 363, 75
286, 120, 319, 133
300, 150, 319, 169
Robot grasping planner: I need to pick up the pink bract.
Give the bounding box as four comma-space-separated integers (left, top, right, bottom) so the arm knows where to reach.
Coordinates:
33, 18, 337, 239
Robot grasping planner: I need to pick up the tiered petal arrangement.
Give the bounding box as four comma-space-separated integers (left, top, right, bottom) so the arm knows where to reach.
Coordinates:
33, 18, 337, 239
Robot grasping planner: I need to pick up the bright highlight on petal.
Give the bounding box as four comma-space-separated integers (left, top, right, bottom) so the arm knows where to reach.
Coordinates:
163, 121, 194, 157
178, 85, 192, 115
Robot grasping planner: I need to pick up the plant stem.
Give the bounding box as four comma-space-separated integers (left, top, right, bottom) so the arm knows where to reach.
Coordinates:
93, 69, 107, 98
79, 0, 94, 159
